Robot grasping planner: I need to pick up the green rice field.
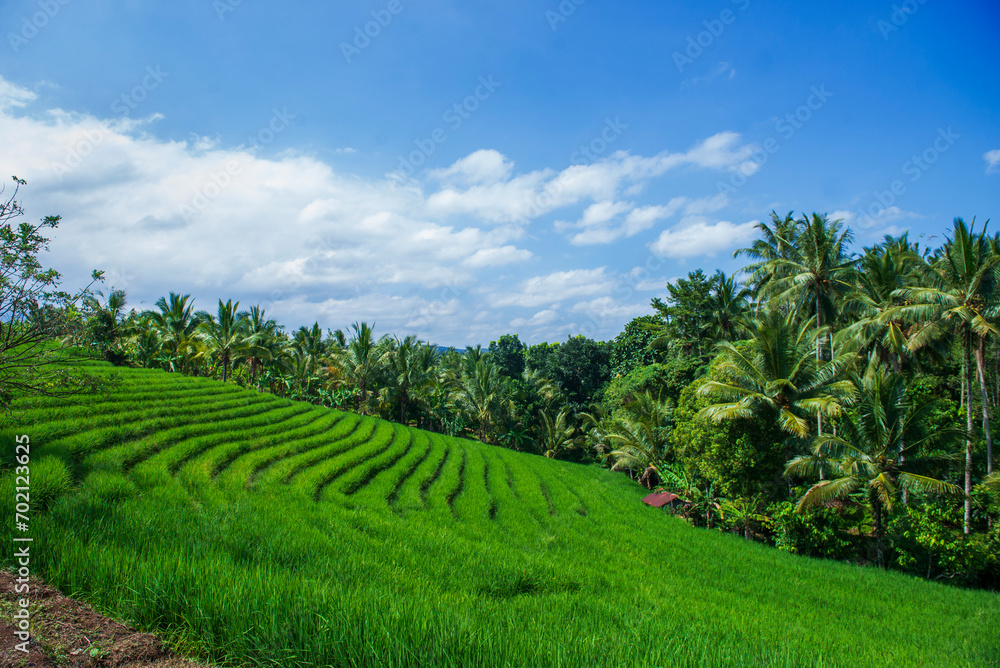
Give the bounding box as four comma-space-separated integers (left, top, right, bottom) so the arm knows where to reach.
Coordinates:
2, 354, 998, 667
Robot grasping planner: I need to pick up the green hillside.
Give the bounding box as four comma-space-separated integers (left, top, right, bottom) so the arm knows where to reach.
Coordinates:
2, 355, 998, 667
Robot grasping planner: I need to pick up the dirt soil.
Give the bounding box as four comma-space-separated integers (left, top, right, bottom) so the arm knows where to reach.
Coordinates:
0, 570, 211, 668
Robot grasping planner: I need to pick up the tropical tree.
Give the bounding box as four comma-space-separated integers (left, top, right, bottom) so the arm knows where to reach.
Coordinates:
651, 269, 715, 360
843, 236, 925, 373
538, 408, 578, 459
733, 210, 800, 306
239, 305, 281, 385
295, 322, 327, 359
785, 368, 965, 567
383, 335, 438, 424
197, 299, 246, 383
767, 213, 857, 383
708, 270, 750, 342
897, 217, 999, 531
0, 176, 102, 409
452, 359, 511, 443
330, 322, 389, 413
603, 391, 674, 486
149, 293, 202, 372
83, 288, 128, 360
697, 308, 855, 440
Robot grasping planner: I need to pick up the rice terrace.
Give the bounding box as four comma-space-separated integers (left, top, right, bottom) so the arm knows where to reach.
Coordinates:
3, 1, 1000, 667
0, 352, 996, 667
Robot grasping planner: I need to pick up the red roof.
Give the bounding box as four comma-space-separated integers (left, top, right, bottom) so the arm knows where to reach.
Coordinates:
641, 491, 681, 508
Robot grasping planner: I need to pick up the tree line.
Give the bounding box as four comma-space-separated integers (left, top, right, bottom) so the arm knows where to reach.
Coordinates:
48, 208, 1000, 589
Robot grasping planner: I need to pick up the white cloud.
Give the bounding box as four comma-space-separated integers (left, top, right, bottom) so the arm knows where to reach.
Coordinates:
510, 309, 558, 328
570, 296, 648, 321
0, 75, 543, 344
428, 148, 513, 187
490, 267, 612, 308
556, 194, 730, 246
0, 79, 37, 110
649, 217, 758, 258
985, 149, 1000, 174
0, 73, 765, 345
424, 132, 760, 225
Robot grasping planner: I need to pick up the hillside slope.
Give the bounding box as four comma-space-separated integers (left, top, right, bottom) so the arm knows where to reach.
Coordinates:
1, 356, 998, 667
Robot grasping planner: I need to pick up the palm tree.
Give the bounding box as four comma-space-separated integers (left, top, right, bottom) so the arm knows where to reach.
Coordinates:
708, 270, 750, 342
603, 392, 674, 483
240, 305, 281, 385
295, 322, 327, 359
330, 322, 389, 413
149, 293, 201, 373
896, 217, 999, 531
734, 211, 800, 307
197, 299, 247, 382
770, 213, 856, 349
452, 359, 510, 443
785, 368, 965, 567
538, 408, 578, 459
129, 313, 163, 369
697, 308, 855, 440
762, 213, 857, 434
843, 236, 925, 373
282, 343, 326, 398
384, 335, 438, 424
83, 288, 128, 359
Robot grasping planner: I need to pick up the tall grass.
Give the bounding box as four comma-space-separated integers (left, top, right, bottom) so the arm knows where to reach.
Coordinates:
1, 357, 997, 667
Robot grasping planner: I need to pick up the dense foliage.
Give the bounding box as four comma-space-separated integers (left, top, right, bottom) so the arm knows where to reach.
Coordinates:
2, 358, 996, 667
11, 187, 1000, 591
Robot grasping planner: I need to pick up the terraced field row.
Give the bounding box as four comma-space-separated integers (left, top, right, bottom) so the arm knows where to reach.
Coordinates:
3, 360, 586, 534
2, 354, 997, 668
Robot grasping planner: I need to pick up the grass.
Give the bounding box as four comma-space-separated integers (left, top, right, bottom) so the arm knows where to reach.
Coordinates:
1, 353, 998, 667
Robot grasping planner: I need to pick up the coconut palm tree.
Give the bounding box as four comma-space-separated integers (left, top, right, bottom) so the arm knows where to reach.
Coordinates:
197, 299, 247, 383
83, 288, 128, 360
452, 359, 511, 443
708, 270, 751, 342
843, 236, 925, 373
295, 322, 327, 359
785, 368, 965, 567
697, 308, 855, 440
767, 213, 857, 391
240, 305, 281, 385
383, 335, 438, 424
734, 211, 801, 306
148, 293, 202, 373
538, 408, 578, 459
602, 392, 674, 481
330, 322, 389, 413
895, 217, 999, 531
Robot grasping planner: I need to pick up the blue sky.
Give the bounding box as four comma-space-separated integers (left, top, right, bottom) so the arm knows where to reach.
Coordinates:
0, 0, 997, 346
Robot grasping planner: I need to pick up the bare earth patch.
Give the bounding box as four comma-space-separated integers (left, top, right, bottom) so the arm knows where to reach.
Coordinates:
0, 570, 210, 668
